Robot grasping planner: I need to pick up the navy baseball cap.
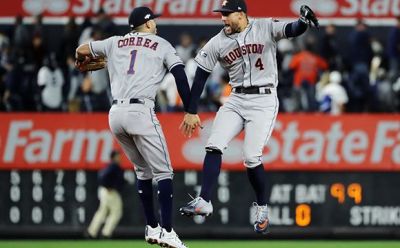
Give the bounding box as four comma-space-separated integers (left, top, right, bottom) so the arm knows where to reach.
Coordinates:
213, 0, 247, 13
128, 7, 161, 29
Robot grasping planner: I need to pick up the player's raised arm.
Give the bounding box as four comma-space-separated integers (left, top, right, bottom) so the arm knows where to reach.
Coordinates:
284, 5, 319, 38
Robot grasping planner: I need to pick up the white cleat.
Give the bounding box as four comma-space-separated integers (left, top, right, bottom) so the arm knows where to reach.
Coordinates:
145, 224, 162, 245
253, 203, 270, 234
179, 196, 213, 217
159, 228, 188, 248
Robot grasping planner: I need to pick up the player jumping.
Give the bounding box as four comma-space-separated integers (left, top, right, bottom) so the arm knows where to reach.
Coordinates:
179, 0, 319, 234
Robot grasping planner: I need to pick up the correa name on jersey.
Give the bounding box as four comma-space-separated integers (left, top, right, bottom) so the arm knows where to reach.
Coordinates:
117, 37, 159, 50
223, 43, 265, 64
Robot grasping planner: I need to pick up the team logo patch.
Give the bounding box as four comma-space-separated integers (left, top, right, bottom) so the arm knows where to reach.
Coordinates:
222, 0, 228, 6
145, 14, 151, 19
200, 50, 208, 58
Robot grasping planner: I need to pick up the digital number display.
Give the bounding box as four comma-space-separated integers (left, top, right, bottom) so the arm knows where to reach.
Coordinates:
330, 183, 362, 204
0, 171, 399, 238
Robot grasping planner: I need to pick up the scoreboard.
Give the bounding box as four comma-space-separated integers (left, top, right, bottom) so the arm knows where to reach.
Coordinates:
1, 170, 400, 238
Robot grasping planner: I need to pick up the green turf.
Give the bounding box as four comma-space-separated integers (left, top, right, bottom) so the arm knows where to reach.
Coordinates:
0, 240, 400, 248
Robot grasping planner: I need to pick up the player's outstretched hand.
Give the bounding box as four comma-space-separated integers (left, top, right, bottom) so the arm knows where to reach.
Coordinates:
300, 5, 320, 29
179, 113, 202, 138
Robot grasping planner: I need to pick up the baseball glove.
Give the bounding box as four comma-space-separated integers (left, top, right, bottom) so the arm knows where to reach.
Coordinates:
75, 56, 107, 72
300, 5, 320, 29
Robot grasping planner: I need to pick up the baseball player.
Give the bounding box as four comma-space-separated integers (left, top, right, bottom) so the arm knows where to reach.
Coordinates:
179, 0, 319, 234
76, 7, 197, 248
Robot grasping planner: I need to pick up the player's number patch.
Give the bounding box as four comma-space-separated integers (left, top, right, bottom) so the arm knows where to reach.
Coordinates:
127, 49, 138, 75
255, 58, 265, 70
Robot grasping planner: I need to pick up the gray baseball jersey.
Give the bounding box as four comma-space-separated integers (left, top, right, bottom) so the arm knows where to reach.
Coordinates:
90, 32, 183, 101
196, 18, 287, 168
196, 18, 287, 88
90, 32, 183, 181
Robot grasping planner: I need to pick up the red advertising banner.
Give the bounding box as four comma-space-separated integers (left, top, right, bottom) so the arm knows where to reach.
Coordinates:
0, 113, 399, 171
0, 0, 399, 19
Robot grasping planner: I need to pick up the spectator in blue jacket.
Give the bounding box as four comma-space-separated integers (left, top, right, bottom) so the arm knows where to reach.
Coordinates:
87, 150, 125, 238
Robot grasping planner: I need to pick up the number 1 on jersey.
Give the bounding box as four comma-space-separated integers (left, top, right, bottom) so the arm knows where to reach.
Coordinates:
127, 50, 138, 75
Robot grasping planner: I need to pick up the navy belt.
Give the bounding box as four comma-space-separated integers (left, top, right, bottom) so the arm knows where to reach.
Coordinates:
232, 86, 272, 94
112, 98, 145, 105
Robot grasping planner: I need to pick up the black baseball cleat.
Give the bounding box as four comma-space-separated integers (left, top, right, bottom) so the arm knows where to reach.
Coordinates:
179, 196, 213, 217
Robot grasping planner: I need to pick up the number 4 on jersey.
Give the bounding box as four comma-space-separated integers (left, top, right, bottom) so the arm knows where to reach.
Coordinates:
255, 58, 264, 70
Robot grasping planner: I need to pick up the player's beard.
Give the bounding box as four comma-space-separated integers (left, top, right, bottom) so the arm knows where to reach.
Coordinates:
224, 22, 240, 34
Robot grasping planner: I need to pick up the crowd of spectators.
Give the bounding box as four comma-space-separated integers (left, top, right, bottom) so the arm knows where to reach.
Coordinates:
0, 13, 399, 114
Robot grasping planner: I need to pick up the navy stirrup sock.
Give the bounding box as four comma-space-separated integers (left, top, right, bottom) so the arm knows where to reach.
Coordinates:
200, 152, 222, 202
137, 179, 158, 228
158, 179, 173, 232
247, 164, 267, 205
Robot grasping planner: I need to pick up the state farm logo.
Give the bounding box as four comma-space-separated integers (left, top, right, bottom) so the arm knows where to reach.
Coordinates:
23, 0, 69, 15
291, 0, 338, 16
182, 118, 400, 166
2, 120, 114, 164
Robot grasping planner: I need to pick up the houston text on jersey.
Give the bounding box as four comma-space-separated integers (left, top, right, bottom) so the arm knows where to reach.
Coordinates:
223, 43, 265, 64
